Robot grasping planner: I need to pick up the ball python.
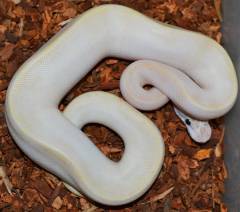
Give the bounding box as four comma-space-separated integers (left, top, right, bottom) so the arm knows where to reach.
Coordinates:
5, 4, 237, 205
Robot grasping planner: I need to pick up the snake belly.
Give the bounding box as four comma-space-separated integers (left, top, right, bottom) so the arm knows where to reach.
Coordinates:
5, 4, 238, 206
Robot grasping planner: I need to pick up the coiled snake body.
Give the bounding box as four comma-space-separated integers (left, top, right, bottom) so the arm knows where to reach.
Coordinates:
5, 5, 237, 205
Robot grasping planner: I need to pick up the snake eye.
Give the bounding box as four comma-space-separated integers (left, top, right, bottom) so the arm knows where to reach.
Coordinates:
185, 119, 191, 126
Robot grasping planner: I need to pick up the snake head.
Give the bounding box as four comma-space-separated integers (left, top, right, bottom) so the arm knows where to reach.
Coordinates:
174, 107, 212, 143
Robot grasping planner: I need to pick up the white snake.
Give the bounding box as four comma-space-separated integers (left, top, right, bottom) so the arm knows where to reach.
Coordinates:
5, 4, 237, 205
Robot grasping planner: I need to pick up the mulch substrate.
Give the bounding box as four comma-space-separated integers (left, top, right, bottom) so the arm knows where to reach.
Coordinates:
0, 0, 227, 211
